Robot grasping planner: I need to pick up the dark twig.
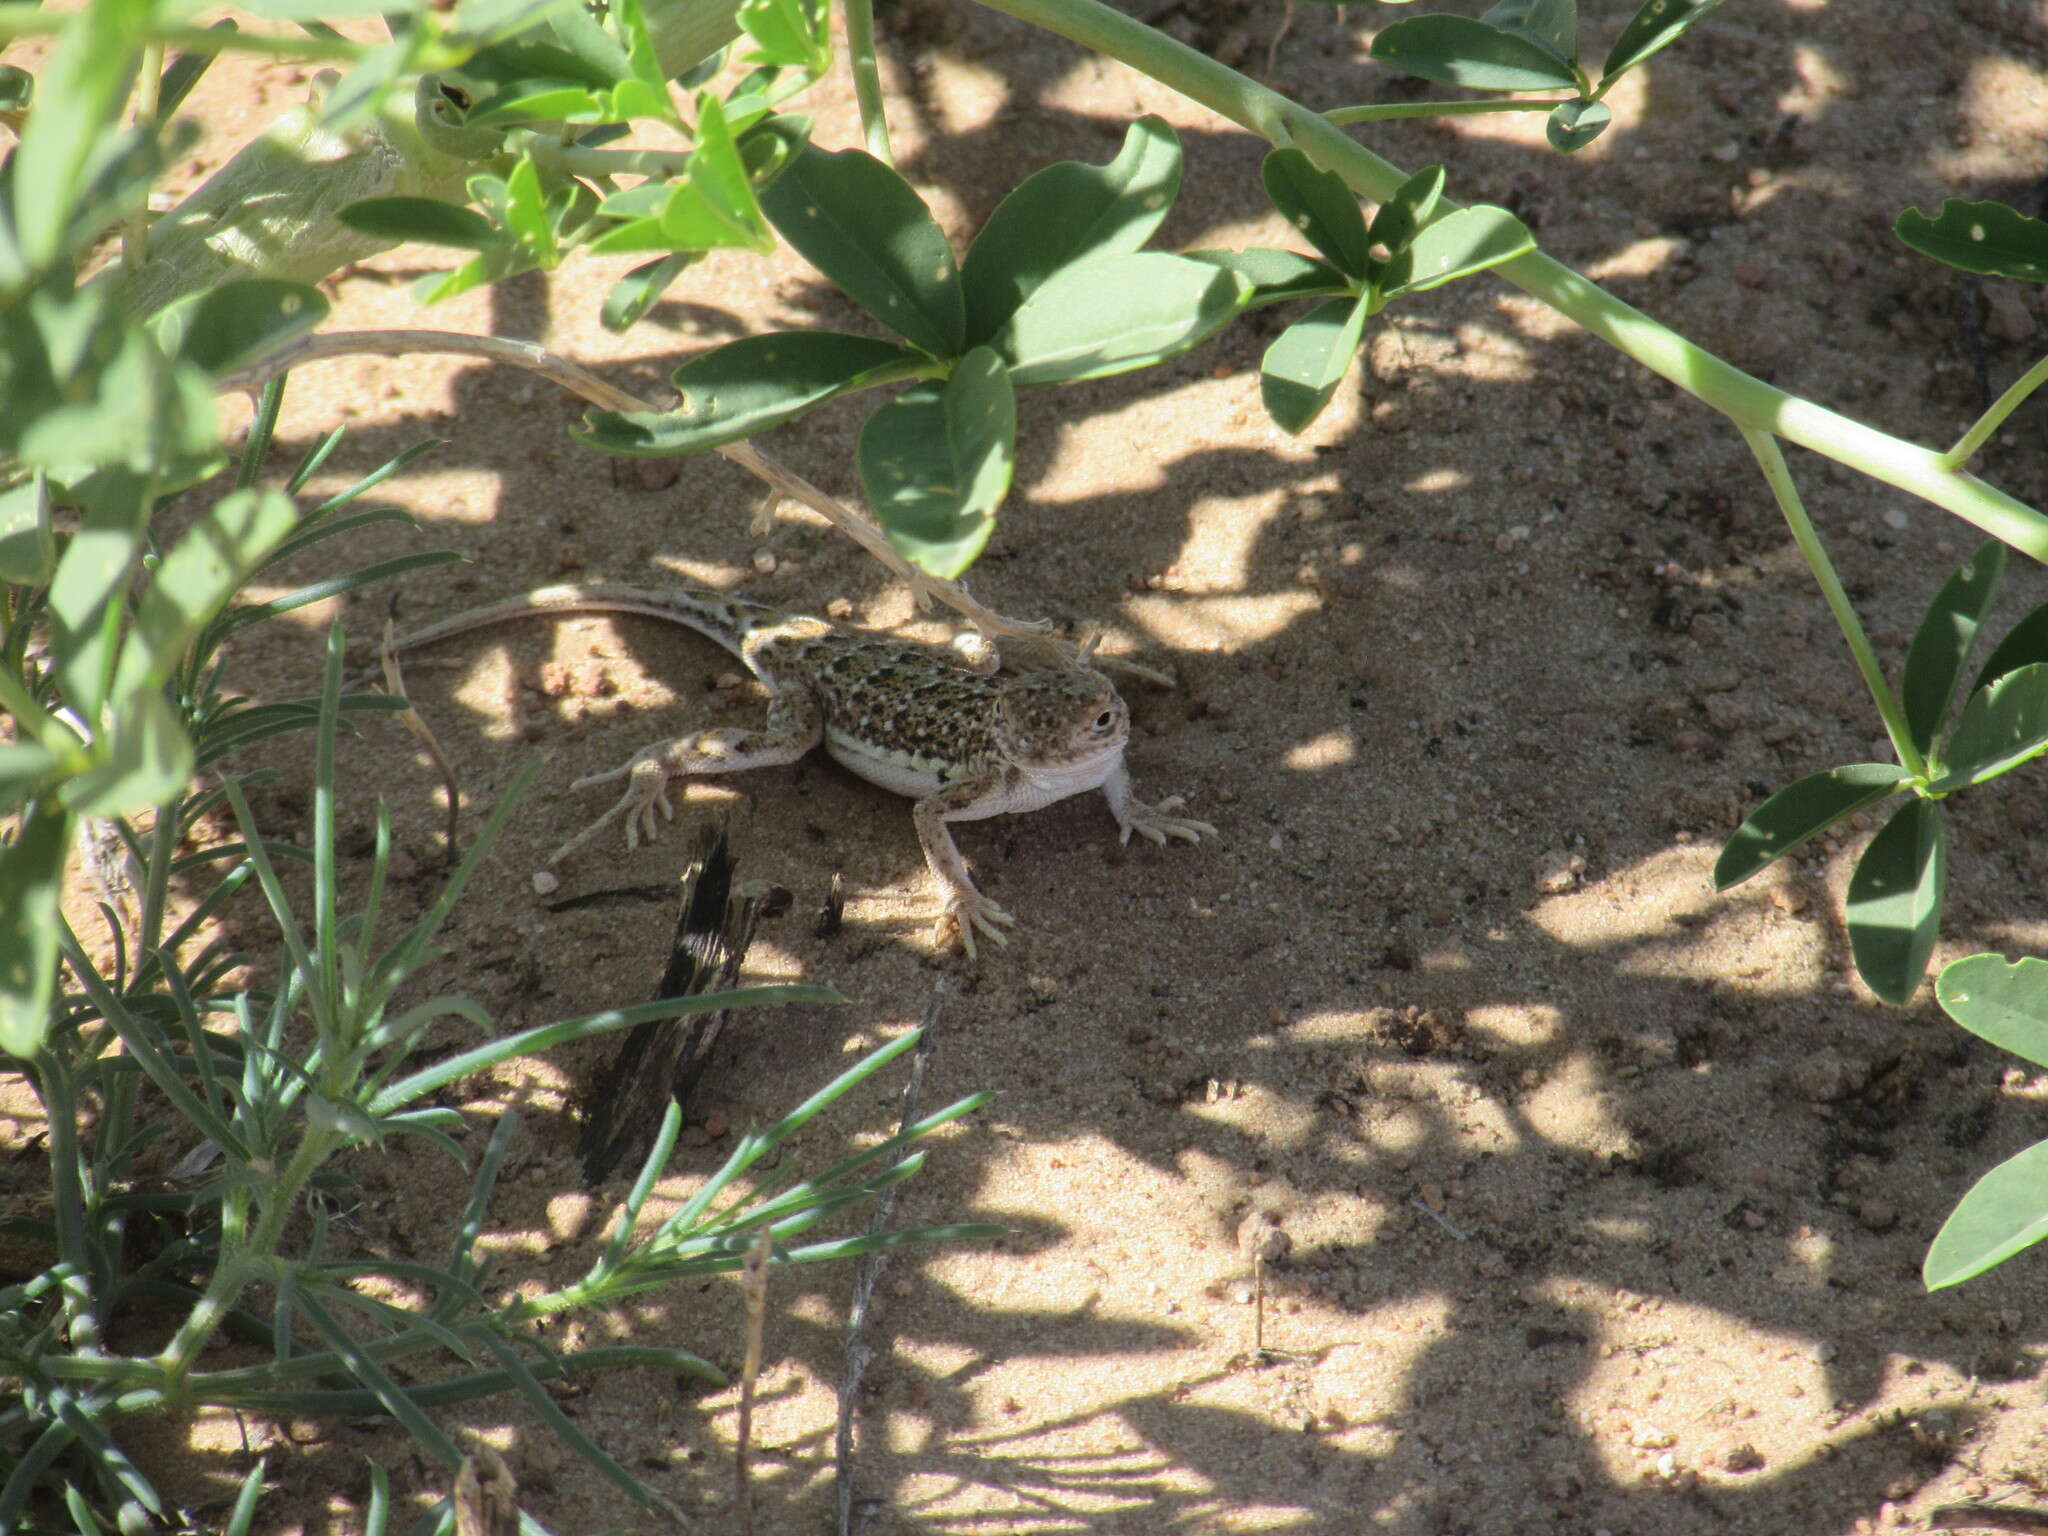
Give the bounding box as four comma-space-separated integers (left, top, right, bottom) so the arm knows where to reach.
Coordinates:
378, 607, 463, 862
835, 988, 943, 1536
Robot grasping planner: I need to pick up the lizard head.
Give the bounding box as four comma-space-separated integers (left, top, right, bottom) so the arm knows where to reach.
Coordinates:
995, 668, 1129, 774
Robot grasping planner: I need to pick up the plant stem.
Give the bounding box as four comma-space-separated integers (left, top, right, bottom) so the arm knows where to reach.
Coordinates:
844, 0, 892, 165
1742, 427, 1925, 777
1325, 97, 1571, 125
124, 45, 163, 274
968, 0, 2048, 562
1946, 351, 2048, 468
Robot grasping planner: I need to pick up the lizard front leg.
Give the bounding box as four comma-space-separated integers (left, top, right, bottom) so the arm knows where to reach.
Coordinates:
1101, 762, 1216, 845
550, 688, 825, 864
910, 772, 1019, 959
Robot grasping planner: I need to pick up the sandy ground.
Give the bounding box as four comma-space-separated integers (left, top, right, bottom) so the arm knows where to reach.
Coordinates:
12, 0, 2048, 1531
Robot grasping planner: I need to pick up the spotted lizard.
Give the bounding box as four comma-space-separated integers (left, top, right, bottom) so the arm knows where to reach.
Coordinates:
383, 581, 1214, 955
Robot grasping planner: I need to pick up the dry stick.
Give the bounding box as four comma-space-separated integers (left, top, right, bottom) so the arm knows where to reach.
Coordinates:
737, 1227, 773, 1536
1932, 1507, 2048, 1534
378, 610, 463, 859
214, 330, 1076, 658
835, 988, 943, 1536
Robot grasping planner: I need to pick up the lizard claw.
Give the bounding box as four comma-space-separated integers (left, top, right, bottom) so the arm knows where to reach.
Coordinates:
937, 889, 1015, 960
1116, 794, 1217, 846
551, 754, 674, 863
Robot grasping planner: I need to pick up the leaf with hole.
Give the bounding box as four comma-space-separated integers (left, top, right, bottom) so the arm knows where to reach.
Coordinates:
578, 332, 920, 456
1924, 1137, 2048, 1290
962, 116, 1182, 345
994, 252, 1249, 386
1371, 15, 1582, 91
1261, 295, 1370, 435
1379, 205, 1534, 297
1845, 797, 1946, 1006
857, 348, 1015, 578
1902, 539, 2005, 756
1546, 98, 1611, 151
1932, 663, 2048, 791
1896, 198, 2048, 284
1602, 0, 1727, 78
1714, 762, 1907, 889
761, 144, 964, 355
1937, 953, 2048, 1070
1261, 148, 1369, 281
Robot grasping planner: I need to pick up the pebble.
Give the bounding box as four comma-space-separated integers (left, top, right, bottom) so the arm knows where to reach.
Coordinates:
1632, 1423, 1676, 1450
752, 548, 778, 574
1723, 1443, 1765, 1472
1534, 850, 1586, 894
531, 870, 559, 895
1237, 1211, 1291, 1262
1857, 1198, 1898, 1232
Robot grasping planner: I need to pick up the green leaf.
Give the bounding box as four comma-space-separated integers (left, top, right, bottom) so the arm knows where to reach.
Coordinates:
609, 0, 681, 124
1602, 0, 1728, 80
1261, 148, 1370, 281
1482, 0, 1577, 62
48, 513, 140, 720
962, 116, 1183, 345
1366, 164, 1446, 264
602, 251, 701, 332
502, 154, 557, 265
0, 64, 32, 112
1845, 797, 1946, 1006
1185, 247, 1351, 308
59, 685, 194, 815
8, 0, 147, 270
0, 807, 70, 1059
856, 348, 1015, 579
1380, 205, 1536, 297
1714, 763, 1908, 889
760, 144, 965, 355
462, 79, 608, 127
1974, 600, 2048, 695
1937, 953, 2048, 1070
994, 252, 1250, 387
157, 23, 235, 120
1895, 198, 2048, 284
339, 197, 505, 250
1933, 663, 2048, 791
0, 473, 56, 585
113, 489, 299, 702
162, 279, 330, 375
1902, 539, 2005, 756
738, 0, 830, 71
1546, 98, 1611, 151
675, 92, 773, 252
577, 331, 919, 456
1924, 1137, 2048, 1289
1261, 295, 1370, 435
1371, 15, 1582, 91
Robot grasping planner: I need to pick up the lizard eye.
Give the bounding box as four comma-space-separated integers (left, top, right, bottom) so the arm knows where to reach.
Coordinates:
1094, 710, 1116, 730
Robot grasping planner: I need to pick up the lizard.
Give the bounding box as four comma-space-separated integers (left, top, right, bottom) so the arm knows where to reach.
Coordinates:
379, 581, 1215, 956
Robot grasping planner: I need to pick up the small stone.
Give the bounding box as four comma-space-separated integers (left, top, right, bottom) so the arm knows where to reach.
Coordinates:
1723, 1443, 1765, 1473
1230, 1281, 1255, 1304
826, 597, 855, 620
702, 1109, 731, 1138
1631, 1423, 1676, 1451
1671, 729, 1720, 758
1534, 850, 1586, 894
715, 671, 746, 691
1768, 885, 1808, 915
1882, 507, 1910, 531
1857, 1198, 1897, 1232
1237, 1211, 1291, 1262
531, 869, 560, 896
633, 456, 684, 491
751, 548, 778, 575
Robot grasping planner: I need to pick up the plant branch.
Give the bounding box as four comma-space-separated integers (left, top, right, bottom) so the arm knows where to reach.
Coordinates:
844, 0, 893, 165
1947, 352, 2048, 468
1742, 427, 1924, 778
969, 0, 2048, 563
1325, 97, 1573, 125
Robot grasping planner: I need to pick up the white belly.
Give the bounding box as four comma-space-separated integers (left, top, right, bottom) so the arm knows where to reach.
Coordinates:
824, 729, 954, 797
823, 728, 1122, 817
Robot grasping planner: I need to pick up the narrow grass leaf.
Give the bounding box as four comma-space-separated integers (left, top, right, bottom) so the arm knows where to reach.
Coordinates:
1902, 539, 2004, 755
760, 144, 965, 354
1261, 148, 1369, 280
1924, 1139, 2048, 1289
51, 1390, 165, 1518
857, 347, 1015, 577
1936, 953, 2048, 1069
1895, 198, 2048, 284
1261, 295, 1370, 435
212, 551, 467, 638
482, 1334, 678, 1517
962, 115, 1182, 343
995, 252, 1249, 386
1602, 0, 1727, 78
1371, 15, 1581, 90
300, 1293, 463, 1468
1845, 798, 1947, 1006
1932, 663, 2048, 790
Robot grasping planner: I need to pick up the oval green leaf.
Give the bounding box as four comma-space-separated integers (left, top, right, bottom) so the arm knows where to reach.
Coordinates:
166, 278, 330, 375
1845, 797, 1947, 1006
1895, 198, 2048, 285
576, 331, 919, 456
1974, 599, 2048, 696
1713, 762, 1908, 890
1546, 98, 1611, 151
1261, 295, 1370, 435
962, 116, 1183, 345
0, 807, 71, 1058
1261, 147, 1369, 281
994, 252, 1250, 387
1482, 0, 1577, 63
1902, 539, 2004, 756
760, 144, 964, 355
602, 251, 701, 333
1937, 953, 2048, 1070
856, 348, 1015, 579
1186, 248, 1351, 309
1932, 662, 2048, 791
1602, 0, 1727, 79
1924, 1138, 2048, 1290
1380, 205, 1535, 297
339, 196, 505, 250
1367, 165, 1446, 266
1371, 15, 1582, 91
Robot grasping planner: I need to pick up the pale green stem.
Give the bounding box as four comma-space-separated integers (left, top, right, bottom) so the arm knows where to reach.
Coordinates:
123, 44, 162, 273
543, 143, 693, 179
1326, 97, 1572, 125
844, 0, 893, 165
969, 0, 2048, 564
1742, 428, 1924, 779
1946, 351, 2048, 468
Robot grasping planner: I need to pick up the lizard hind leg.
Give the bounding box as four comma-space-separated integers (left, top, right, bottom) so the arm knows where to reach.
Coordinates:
548, 691, 824, 865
